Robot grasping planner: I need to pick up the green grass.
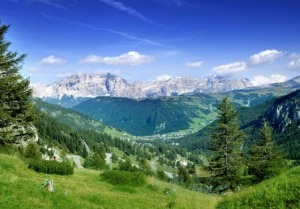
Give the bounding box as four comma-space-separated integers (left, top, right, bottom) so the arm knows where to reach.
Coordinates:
2, 153, 300, 209
217, 167, 300, 209
0, 153, 219, 209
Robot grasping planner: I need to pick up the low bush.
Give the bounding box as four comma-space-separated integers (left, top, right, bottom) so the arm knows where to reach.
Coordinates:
100, 170, 146, 187
28, 159, 74, 175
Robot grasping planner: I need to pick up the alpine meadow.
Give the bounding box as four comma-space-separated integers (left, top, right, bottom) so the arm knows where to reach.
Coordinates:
1, 1, 300, 209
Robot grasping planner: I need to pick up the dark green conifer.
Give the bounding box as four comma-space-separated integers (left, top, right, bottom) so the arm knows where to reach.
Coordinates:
208, 97, 244, 192
247, 120, 285, 182
0, 22, 34, 143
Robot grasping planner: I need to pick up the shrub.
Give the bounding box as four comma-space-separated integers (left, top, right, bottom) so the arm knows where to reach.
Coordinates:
156, 170, 170, 182
100, 170, 146, 187
28, 159, 74, 175
24, 142, 41, 160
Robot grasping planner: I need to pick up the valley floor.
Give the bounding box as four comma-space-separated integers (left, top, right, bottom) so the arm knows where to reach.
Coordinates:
0, 154, 219, 209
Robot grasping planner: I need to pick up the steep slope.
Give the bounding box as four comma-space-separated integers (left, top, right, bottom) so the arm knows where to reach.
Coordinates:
34, 98, 125, 138
264, 90, 300, 159
265, 89, 300, 132
73, 95, 219, 136
176, 89, 300, 159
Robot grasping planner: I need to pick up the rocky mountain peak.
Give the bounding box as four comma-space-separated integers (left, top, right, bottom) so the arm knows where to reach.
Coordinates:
31, 73, 254, 99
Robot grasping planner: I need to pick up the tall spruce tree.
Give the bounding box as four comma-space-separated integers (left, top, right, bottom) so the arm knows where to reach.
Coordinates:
247, 120, 285, 182
0, 22, 34, 143
208, 97, 244, 192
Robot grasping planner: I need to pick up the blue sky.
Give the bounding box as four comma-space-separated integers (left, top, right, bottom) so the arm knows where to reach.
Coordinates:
1, 0, 300, 85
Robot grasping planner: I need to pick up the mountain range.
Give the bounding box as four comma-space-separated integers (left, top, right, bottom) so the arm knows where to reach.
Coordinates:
30, 73, 300, 136
31, 73, 253, 103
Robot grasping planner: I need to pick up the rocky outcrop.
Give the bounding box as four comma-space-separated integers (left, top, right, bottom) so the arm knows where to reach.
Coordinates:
266, 90, 300, 132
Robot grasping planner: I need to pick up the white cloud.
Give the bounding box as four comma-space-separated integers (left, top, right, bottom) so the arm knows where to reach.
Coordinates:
39, 55, 67, 65
249, 49, 284, 65
185, 60, 203, 68
251, 74, 288, 86
288, 53, 300, 70
156, 74, 173, 81
80, 51, 154, 66
212, 61, 247, 76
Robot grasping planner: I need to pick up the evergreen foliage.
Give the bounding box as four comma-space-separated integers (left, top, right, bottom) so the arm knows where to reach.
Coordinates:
28, 159, 74, 175
100, 170, 146, 187
72, 95, 217, 136
156, 170, 170, 182
138, 158, 154, 176
247, 120, 285, 182
208, 97, 245, 192
0, 23, 35, 143
118, 158, 139, 172
24, 141, 41, 160
177, 165, 193, 186
83, 143, 107, 170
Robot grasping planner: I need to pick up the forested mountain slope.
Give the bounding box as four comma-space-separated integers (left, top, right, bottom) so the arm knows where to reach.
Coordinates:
34, 98, 125, 138
73, 95, 219, 136
175, 89, 300, 160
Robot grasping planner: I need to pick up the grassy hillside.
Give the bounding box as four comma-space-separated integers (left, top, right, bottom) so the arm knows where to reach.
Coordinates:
217, 166, 300, 209
0, 154, 219, 209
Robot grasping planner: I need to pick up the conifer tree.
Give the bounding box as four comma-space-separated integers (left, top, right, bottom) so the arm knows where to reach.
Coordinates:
208, 97, 244, 192
247, 120, 285, 182
0, 22, 34, 143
